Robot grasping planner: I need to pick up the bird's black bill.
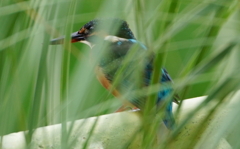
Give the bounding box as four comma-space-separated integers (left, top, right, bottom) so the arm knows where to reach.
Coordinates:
50, 36, 65, 45
50, 31, 85, 45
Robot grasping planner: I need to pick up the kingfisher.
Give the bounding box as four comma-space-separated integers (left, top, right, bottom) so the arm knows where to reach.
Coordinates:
50, 18, 179, 129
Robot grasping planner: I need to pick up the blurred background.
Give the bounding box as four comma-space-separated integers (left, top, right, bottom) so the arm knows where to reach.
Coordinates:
0, 0, 240, 148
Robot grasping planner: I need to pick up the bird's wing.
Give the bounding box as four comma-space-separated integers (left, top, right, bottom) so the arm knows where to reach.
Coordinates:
161, 68, 180, 104
144, 58, 177, 129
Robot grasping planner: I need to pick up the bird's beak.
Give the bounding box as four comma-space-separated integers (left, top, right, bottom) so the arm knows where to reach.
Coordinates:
50, 31, 85, 45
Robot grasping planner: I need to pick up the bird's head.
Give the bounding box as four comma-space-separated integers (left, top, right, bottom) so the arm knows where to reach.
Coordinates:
50, 18, 135, 47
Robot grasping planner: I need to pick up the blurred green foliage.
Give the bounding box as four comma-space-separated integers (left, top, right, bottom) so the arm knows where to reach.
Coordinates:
0, 0, 240, 148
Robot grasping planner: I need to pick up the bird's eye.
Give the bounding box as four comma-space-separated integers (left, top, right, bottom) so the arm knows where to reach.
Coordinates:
89, 26, 94, 30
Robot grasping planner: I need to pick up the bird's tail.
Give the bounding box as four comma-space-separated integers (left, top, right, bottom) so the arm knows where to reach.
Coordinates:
157, 86, 176, 130
162, 106, 175, 130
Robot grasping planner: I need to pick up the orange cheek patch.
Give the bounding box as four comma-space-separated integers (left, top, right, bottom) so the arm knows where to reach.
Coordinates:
79, 28, 86, 34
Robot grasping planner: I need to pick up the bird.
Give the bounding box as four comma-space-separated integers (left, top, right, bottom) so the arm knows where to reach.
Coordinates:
50, 18, 179, 129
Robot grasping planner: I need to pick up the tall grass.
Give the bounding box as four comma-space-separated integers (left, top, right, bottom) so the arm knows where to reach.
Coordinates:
0, 0, 240, 148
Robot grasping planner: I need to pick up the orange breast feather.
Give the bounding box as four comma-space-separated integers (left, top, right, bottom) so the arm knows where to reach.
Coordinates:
95, 66, 120, 97
95, 66, 136, 110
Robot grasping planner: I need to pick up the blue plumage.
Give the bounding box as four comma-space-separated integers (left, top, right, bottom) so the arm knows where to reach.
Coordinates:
105, 38, 176, 129
145, 60, 175, 129
158, 69, 175, 129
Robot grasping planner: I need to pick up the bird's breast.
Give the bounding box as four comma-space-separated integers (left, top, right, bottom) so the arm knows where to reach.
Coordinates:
95, 66, 120, 97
